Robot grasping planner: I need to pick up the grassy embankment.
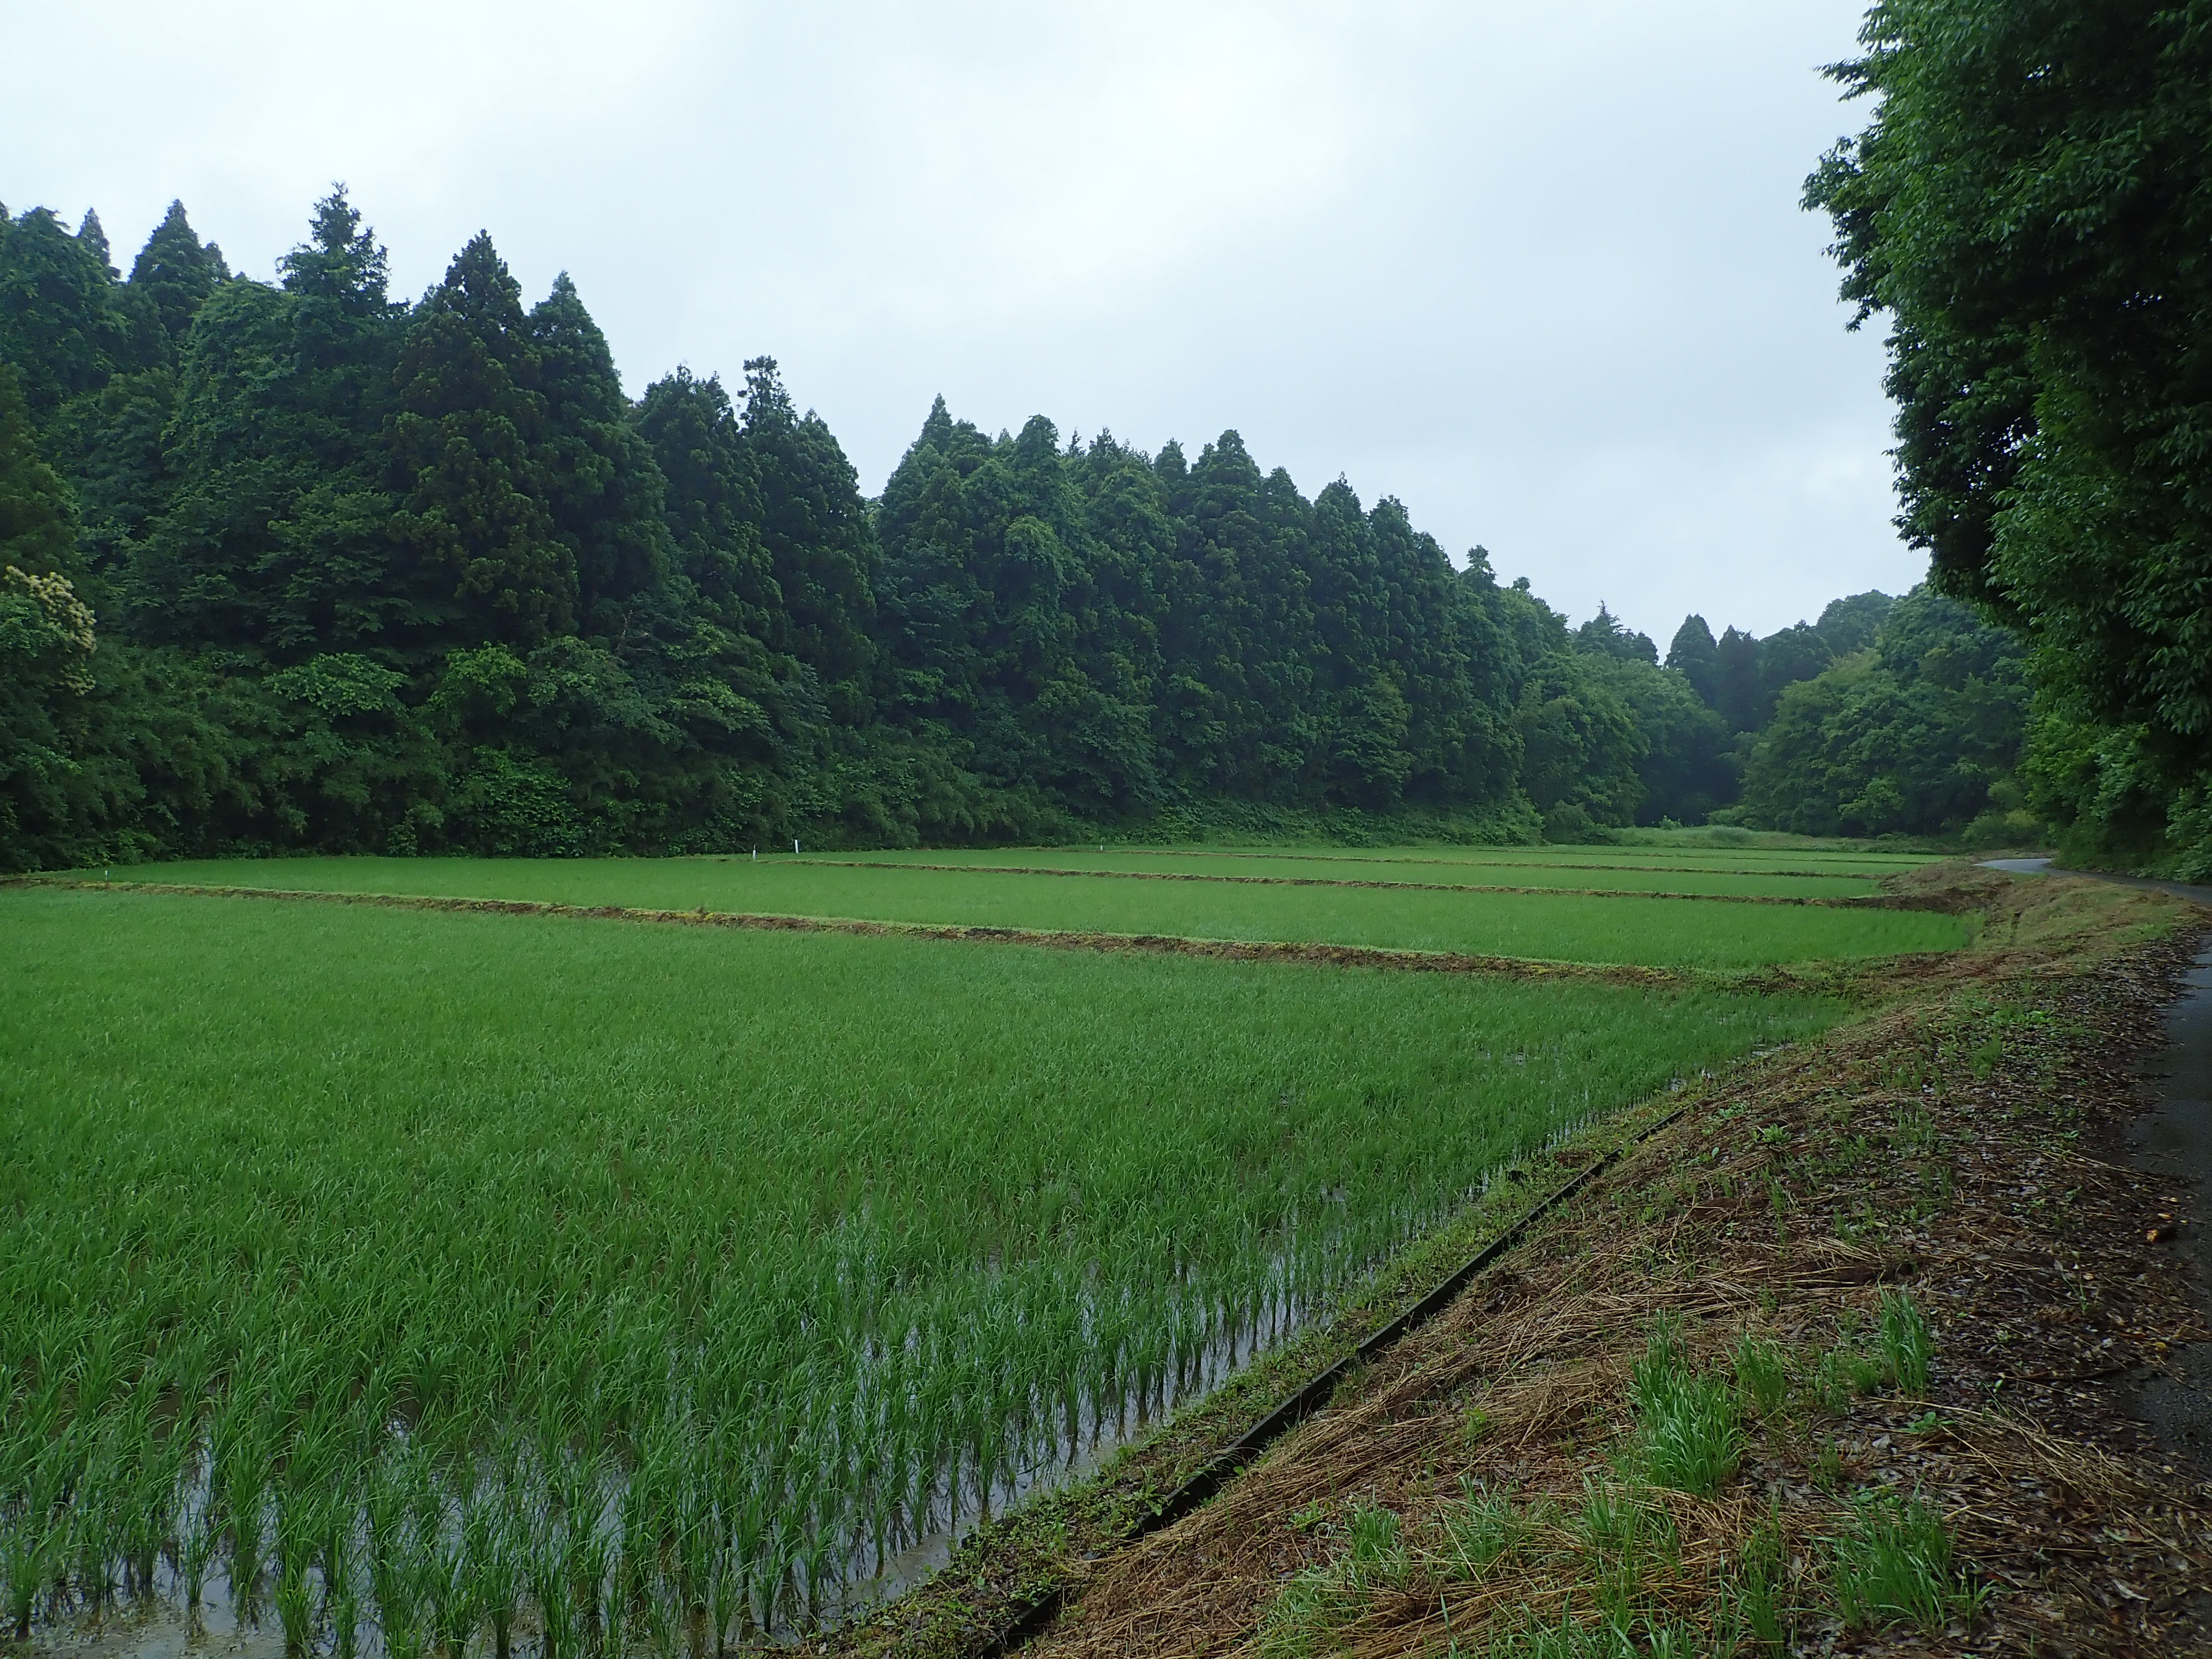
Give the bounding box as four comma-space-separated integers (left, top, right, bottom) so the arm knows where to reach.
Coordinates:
928, 865, 2212, 1658
0, 879, 1836, 1643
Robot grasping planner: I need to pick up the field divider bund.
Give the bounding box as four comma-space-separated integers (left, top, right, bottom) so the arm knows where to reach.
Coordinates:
17, 879, 1771, 989
992, 1094, 1697, 1652
866, 848, 1913, 881
787, 858, 1944, 910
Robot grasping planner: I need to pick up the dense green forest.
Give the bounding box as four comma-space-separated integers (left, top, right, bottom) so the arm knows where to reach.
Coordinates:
0, 190, 2031, 870
1808, 0, 2212, 879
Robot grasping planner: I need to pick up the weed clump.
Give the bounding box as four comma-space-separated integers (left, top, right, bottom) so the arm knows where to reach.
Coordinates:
1730, 1332, 1789, 1419
1254, 1498, 1408, 1657
1828, 1490, 1983, 1632
1878, 1287, 1934, 1396
1629, 1319, 1743, 1496
1431, 1478, 1535, 1579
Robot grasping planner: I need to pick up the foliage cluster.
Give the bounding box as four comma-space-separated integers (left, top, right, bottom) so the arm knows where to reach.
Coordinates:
1576, 586, 2036, 845
1734, 588, 2033, 842
0, 187, 2033, 869
1806, 0, 2212, 875
0, 190, 1557, 869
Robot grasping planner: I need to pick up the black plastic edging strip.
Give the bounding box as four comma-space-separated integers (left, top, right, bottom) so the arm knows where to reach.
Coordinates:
993, 1095, 1699, 1651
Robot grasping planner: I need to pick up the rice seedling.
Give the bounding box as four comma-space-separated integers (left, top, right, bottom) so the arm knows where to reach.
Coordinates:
0, 885, 1837, 1640
81, 854, 1967, 968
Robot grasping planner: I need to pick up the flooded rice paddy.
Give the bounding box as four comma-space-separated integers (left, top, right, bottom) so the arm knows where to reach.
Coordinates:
4, 857, 1858, 1650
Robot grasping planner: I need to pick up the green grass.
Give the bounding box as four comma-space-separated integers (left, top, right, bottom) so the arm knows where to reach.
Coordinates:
1629, 1321, 1743, 1496
0, 888, 1838, 1639
77, 855, 1968, 969
1828, 1491, 1983, 1633
842, 841, 1939, 876
802, 849, 1887, 898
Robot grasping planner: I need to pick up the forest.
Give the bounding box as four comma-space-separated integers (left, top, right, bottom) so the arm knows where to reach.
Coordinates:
1, 190, 2032, 871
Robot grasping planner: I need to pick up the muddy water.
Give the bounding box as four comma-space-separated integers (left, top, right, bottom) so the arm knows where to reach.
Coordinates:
1985, 859, 2212, 1473
2124, 932, 2212, 1475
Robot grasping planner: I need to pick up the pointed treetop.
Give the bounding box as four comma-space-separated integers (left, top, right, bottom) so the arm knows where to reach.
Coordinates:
530, 270, 602, 340
529, 272, 624, 421
1013, 414, 1060, 469
919, 393, 954, 447
1575, 604, 1659, 664
75, 208, 113, 275
427, 232, 526, 329
129, 200, 231, 346
1667, 614, 1718, 666
280, 186, 390, 315
742, 356, 794, 429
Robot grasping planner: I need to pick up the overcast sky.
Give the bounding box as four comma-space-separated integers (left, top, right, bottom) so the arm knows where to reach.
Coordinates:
3, 1, 1908, 645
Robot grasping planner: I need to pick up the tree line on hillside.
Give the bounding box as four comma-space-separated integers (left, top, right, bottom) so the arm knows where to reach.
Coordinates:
0, 189, 2032, 870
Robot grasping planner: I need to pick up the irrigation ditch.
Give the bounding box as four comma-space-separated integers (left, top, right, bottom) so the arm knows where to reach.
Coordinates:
973, 1095, 1704, 1656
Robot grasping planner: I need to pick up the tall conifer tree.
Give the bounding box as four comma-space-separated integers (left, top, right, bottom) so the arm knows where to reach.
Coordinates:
529, 273, 669, 620
0, 208, 132, 420
388, 233, 568, 645
738, 357, 876, 717
127, 201, 229, 352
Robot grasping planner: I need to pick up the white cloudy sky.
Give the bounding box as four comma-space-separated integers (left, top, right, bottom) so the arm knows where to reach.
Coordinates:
2, 1, 1909, 645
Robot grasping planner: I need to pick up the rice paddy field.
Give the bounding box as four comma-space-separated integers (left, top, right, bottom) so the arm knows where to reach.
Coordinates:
802, 850, 1891, 898
81, 848, 1965, 969
1, 841, 1950, 1650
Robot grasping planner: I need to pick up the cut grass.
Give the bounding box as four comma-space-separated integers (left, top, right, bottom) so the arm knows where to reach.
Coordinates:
0, 886, 1835, 1639
71, 855, 1969, 969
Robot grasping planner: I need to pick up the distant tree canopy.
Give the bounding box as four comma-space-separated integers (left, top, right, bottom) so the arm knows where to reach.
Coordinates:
1739, 588, 2030, 840
0, 186, 2030, 868
1807, 0, 2212, 874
